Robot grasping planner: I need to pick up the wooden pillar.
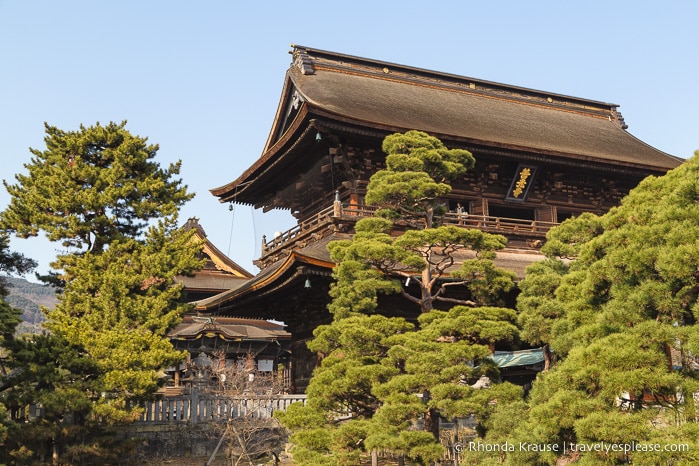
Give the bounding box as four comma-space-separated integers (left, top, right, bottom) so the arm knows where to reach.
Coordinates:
349, 191, 359, 215
333, 190, 342, 217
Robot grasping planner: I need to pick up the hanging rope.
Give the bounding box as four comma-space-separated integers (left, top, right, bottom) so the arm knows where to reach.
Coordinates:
224, 180, 257, 262
251, 205, 259, 259
227, 202, 235, 257
227, 184, 240, 257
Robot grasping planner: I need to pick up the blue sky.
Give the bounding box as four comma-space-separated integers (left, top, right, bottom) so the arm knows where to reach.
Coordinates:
1, 1, 697, 279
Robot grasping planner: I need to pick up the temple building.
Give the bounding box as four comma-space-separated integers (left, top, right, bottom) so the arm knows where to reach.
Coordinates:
195, 45, 682, 392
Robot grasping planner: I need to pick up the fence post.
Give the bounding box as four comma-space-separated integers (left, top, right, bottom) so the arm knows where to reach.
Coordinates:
191, 388, 199, 424
133, 392, 308, 424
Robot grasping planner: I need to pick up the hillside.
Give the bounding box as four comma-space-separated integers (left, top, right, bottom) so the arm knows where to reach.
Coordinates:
3, 276, 56, 334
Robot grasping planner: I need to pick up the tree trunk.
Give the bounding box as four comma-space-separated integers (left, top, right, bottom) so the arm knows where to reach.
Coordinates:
371, 449, 378, 466
421, 266, 433, 312
52, 440, 59, 464
543, 344, 552, 371
425, 205, 434, 230
420, 205, 435, 314
424, 406, 440, 439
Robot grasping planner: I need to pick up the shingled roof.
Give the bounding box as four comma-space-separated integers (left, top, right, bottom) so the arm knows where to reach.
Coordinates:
168, 315, 290, 341
212, 45, 681, 204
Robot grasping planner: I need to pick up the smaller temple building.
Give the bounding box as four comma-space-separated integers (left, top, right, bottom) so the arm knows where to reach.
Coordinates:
166, 219, 292, 392
167, 315, 291, 391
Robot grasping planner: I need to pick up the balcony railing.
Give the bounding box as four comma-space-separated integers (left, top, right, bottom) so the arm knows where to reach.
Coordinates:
441, 211, 558, 235
261, 203, 559, 257
262, 204, 337, 253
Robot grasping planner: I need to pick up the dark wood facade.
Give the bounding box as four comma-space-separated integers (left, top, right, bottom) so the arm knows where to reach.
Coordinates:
197, 46, 683, 392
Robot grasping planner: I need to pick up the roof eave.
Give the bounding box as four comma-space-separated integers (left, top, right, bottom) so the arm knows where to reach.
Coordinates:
210, 104, 315, 204
194, 251, 334, 312
298, 107, 680, 175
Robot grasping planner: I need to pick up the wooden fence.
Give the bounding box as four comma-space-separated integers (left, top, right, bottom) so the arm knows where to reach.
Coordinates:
135, 392, 307, 424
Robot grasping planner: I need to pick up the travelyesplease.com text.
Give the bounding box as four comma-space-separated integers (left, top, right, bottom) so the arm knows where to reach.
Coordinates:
457, 441, 690, 454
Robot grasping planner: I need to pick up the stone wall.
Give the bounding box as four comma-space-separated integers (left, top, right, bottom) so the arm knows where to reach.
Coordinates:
117, 422, 288, 464
117, 423, 224, 462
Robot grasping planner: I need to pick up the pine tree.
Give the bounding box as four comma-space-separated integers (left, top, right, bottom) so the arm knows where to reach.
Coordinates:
278, 131, 522, 465
329, 131, 513, 315
45, 218, 202, 421
2, 121, 192, 256
498, 151, 699, 465
0, 235, 37, 346
0, 121, 202, 462
0, 233, 36, 451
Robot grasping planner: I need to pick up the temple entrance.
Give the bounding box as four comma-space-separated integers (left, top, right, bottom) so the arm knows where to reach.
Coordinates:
488, 204, 535, 221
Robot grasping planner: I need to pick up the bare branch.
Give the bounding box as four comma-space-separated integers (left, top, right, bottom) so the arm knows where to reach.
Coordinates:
400, 289, 424, 305
434, 296, 478, 307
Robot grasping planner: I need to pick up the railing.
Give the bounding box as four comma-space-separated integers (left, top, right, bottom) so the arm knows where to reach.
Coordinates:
441, 211, 558, 234
262, 205, 336, 253
135, 392, 307, 424
261, 202, 559, 255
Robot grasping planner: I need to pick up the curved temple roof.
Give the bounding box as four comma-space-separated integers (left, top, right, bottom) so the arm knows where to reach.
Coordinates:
168, 315, 290, 341
212, 45, 682, 205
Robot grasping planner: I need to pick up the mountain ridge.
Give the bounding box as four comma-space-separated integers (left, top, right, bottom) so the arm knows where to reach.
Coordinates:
3, 276, 56, 334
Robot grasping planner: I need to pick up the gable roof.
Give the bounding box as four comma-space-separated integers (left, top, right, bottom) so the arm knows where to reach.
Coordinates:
182, 217, 253, 279
177, 218, 253, 298
212, 45, 682, 205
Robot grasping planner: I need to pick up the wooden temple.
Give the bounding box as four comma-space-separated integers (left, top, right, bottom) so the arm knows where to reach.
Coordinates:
195, 45, 682, 392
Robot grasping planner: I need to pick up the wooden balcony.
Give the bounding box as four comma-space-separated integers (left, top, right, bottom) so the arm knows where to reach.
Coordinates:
260, 203, 559, 259
261, 204, 338, 254
441, 211, 558, 236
